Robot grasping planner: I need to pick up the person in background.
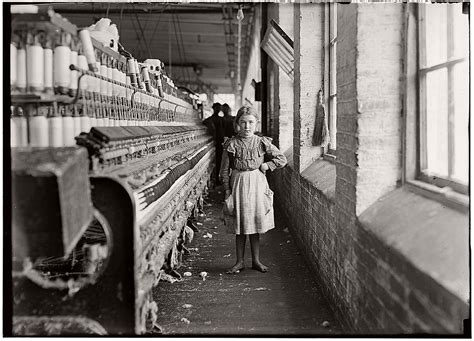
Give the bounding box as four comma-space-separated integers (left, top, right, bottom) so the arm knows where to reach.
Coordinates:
221, 103, 235, 139
220, 106, 287, 274
203, 102, 225, 185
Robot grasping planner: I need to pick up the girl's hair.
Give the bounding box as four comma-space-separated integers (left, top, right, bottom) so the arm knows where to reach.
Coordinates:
234, 106, 259, 133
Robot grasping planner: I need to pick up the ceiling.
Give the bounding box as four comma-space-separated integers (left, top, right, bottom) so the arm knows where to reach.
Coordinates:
46, 2, 257, 95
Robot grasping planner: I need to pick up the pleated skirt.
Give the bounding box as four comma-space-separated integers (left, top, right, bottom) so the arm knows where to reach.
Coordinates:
223, 169, 274, 235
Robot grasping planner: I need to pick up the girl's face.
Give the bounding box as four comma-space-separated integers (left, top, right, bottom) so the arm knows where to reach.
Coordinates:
237, 114, 258, 137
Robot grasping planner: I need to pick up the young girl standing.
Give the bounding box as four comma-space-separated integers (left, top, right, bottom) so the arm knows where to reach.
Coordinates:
220, 106, 287, 273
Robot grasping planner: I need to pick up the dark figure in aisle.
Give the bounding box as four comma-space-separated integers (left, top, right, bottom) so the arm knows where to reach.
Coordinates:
220, 106, 287, 273
203, 102, 226, 185
221, 103, 235, 139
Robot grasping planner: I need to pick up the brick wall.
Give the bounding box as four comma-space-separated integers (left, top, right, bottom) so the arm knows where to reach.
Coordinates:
293, 4, 324, 173
355, 217, 468, 333
269, 3, 468, 335
355, 4, 403, 216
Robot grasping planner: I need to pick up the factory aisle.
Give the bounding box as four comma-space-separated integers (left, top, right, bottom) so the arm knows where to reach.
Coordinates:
153, 185, 342, 336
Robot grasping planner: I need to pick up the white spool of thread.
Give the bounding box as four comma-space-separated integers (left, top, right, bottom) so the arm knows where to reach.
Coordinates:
156, 74, 164, 97
77, 54, 88, 92
80, 114, 91, 133
100, 63, 108, 96
29, 106, 49, 147
142, 66, 152, 93
69, 49, 78, 96
127, 59, 137, 87
62, 114, 75, 146
135, 91, 140, 106
107, 64, 113, 97
94, 61, 101, 93
89, 108, 97, 127
96, 117, 104, 127
118, 107, 123, 127
48, 115, 63, 147
121, 70, 127, 98
16, 45, 27, 92
108, 109, 114, 127
78, 29, 98, 72
112, 67, 121, 97
10, 117, 27, 147
53, 45, 71, 94
47, 105, 63, 147
134, 60, 143, 89
126, 76, 132, 101
103, 107, 110, 127
11, 107, 28, 147
11, 43, 17, 88
43, 45, 53, 94
26, 34, 45, 92
73, 111, 82, 137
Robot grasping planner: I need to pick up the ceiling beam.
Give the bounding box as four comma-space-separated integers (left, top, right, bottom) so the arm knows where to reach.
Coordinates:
56, 8, 229, 15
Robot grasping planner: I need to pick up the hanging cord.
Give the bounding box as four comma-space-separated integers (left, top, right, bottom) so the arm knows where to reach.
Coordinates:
168, 19, 172, 77
135, 12, 153, 58
236, 5, 244, 91
130, 3, 152, 59
171, 14, 184, 81
173, 13, 191, 82
141, 5, 156, 59
221, 5, 236, 90
175, 14, 192, 82
118, 6, 123, 39
149, 4, 169, 57
129, 10, 145, 58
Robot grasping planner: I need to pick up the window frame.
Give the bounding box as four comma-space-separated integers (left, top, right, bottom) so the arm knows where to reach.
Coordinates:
417, 4, 469, 195
323, 2, 337, 157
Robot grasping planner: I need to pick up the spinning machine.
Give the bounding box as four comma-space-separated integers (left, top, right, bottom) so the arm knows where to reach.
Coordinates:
10, 7, 215, 335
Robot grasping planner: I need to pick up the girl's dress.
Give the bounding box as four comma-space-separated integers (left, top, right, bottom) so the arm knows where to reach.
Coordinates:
220, 134, 287, 235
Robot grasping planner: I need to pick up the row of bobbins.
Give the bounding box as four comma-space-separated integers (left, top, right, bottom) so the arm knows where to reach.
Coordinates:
10, 26, 194, 148
11, 28, 95, 147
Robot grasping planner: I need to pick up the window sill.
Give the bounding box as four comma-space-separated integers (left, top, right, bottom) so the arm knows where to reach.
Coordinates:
405, 179, 469, 214
301, 158, 336, 201
322, 152, 336, 163
359, 186, 469, 303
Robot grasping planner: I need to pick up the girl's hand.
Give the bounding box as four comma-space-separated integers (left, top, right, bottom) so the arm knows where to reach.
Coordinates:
225, 189, 232, 199
259, 163, 269, 173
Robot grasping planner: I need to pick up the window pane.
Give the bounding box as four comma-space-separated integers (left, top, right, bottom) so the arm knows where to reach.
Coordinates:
452, 61, 469, 184
329, 98, 337, 149
424, 4, 448, 67
425, 68, 448, 176
329, 3, 337, 40
452, 3, 469, 60
330, 44, 336, 95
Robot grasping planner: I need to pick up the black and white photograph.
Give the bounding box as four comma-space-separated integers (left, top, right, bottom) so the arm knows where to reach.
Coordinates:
6, 0, 470, 337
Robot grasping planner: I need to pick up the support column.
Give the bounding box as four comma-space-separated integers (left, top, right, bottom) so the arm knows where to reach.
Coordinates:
355, 4, 403, 215
277, 4, 294, 153
293, 3, 324, 173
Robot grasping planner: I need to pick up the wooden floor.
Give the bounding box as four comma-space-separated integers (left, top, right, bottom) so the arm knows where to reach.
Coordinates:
153, 185, 342, 336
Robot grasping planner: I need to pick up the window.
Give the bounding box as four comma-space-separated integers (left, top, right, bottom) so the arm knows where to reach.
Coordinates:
324, 3, 337, 154
418, 3, 469, 194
